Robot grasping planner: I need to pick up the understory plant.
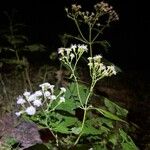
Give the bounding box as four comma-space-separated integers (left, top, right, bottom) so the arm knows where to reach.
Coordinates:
15, 45, 138, 149
0, 11, 46, 91
64, 1, 119, 57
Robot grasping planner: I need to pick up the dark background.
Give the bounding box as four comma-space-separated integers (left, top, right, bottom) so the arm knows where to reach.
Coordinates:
0, 0, 147, 71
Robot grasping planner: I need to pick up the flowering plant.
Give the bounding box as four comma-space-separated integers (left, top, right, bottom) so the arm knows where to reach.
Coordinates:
64, 1, 119, 57
15, 45, 137, 149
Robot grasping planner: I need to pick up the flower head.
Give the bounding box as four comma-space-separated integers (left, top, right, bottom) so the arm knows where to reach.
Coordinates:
59, 97, 65, 103
44, 91, 51, 99
78, 44, 88, 53
60, 87, 66, 93
50, 95, 57, 100
39, 82, 54, 92
23, 91, 31, 98
33, 99, 42, 107
28, 94, 36, 102
71, 44, 77, 52
15, 111, 24, 117
58, 48, 65, 55
35, 90, 43, 97
25, 106, 36, 115
17, 96, 26, 104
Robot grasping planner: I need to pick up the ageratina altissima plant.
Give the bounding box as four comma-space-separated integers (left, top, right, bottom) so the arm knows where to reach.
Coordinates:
14, 44, 138, 149
15, 44, 135, 149
58, 44, 117, 144
15, 83, 66, 117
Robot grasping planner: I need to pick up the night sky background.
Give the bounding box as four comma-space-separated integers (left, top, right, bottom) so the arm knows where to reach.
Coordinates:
0, 0, 148, 71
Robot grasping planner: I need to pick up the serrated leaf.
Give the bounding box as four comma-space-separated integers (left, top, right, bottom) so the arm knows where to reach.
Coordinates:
119, 129, 138, 150
55, 83, 89, 114
82, 119, 110, 135
104, 98, 128, 117
52, 116, 79, 134
55, 100, 77, 114
95, 108, 126, 122
99, 118, 114, 128
109, 133, 118, 146
68, 82, 90, 105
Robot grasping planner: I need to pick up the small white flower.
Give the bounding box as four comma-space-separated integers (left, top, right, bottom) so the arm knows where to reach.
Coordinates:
49, 85, 55, 93
88, 57, 93, 63
33, 99, 42, 107
58, 48, 65, 55
25, 106, 36, 115
93, 55, 102, 62
107, 65, 117, 76
60, 87, 66, 93
59, 97, 65, 103
71, 44, 77, 52
99, 63, 106, 70
65, 48, 72, 56
15, 111, 24, 117
17, 96, 26, 104
102, 70, 109, 76
44, 91, 51, 99
94, 62, 99, 67
94, 55, 102, 60
70, 53, 75, 60
110, 65, 116, 73
35, 90, 43, 97
23, 91, 31, 98
28, 94, 36, 102
39, 82, 54, 91
78, 44, 88, 52
112, 70, 117, 75
88, 62, 93, 69
50, 95, 56, 100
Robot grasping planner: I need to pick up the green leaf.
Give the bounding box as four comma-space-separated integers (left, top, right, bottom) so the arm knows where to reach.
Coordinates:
93, 144, 108, 150
52, 115, 79, 134
104, 98, 128, 117
4, 35, 28, 45
82, 119, 110, 135
68, 82, 90, 105
55, 83, 89, 114
119, 129, 139, 150
23, 44, 46, 52
108, 133, 118, 146
55, 99, 78, 115
99, 118, 114, 128
95, 108, 126, 122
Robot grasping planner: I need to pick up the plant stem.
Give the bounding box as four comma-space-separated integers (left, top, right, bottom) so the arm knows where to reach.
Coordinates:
74, 19, 88, 43
65, 34, 87, 44
89, 24, 93, 57
73, 73, 84, 108
74, 106, 87, 145
74, 79, 96, 145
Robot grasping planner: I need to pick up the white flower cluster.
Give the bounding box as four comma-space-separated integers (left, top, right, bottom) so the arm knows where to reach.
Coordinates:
58, 44, 88, 63
88, 55, 117, 80
15, 82, 66, 117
